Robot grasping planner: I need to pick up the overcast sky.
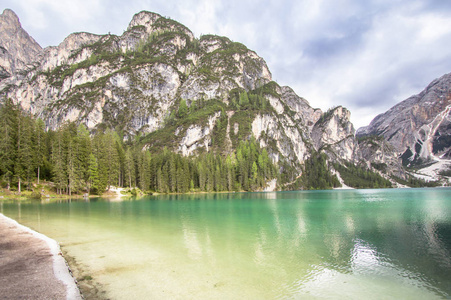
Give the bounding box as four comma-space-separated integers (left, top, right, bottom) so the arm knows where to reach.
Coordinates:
3, 0, 451, 128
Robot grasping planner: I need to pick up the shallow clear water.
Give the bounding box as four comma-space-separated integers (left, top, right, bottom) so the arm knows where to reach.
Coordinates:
2, 188, 451, 299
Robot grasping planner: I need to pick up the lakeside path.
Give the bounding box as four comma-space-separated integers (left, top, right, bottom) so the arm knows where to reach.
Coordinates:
0, 213, 82, 300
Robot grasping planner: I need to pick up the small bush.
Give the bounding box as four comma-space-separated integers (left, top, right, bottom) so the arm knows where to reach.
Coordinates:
29, 191, 42, 200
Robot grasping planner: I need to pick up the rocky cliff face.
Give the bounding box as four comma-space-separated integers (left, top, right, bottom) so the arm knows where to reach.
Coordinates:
0, 11, 272, 133
311, 106, 360, 162
357, 73, 451, 165
1, 9, 370, 184
0, 9, 42, 80
357, 136, 406, 179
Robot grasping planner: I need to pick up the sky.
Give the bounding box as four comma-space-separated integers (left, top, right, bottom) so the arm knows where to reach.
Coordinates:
3, 0, 451, 129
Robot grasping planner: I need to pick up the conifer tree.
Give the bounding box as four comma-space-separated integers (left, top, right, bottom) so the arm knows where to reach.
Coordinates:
64, 124, 76, 196
15, 110, 35, 192
92, 132, 108, 193
124, 148, 135, 188
239, 91, 249, 106
168, 152, 177, 192
77, 124, 92, 191
0, 99, 18, 190
116, 139, 126, 187
51, 129, 66, 194
35, 118, 46, 184
22, 114, 37, 190
225, 154, 235, 191
87, 153, 100, 194
178, 99, 188, 118
105, 130, 120, 189
138, 151, 151, 191
251, 161, 258, 189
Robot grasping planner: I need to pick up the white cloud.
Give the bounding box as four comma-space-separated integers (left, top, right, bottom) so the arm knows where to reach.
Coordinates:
267, 0, 451, 128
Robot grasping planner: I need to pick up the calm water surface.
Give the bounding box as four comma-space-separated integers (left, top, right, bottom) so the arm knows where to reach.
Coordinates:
1, 188, 451, 299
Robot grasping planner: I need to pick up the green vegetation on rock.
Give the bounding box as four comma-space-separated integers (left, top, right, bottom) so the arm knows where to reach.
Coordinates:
296, 152, 341, 190
333, 161, 392, 189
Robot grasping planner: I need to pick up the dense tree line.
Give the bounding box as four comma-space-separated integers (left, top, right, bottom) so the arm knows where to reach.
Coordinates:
0, 100, 277, 195
391, 174, 440, 188
149, 140, 277, 193
333, 161, 392, 189
298, 152, 341, 190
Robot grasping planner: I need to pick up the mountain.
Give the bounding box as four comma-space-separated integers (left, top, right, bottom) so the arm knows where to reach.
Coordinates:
1, 10, 274, 132
0, 9, 394, 189
0, 9, 42, 80
357, 73, 451, 166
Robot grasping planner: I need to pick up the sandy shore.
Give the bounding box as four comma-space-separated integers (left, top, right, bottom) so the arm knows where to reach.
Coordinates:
0, 213, 82, 300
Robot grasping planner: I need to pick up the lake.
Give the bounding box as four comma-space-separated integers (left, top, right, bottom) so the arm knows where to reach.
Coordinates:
1, 188, 450, 299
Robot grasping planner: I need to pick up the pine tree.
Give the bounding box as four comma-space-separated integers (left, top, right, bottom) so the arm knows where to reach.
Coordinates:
92, 132, 108, 193
77, 124, 92, 192
124, 148, 135, 188
64, 125, 76, 196
168, 153, 177, 192
251, 161, 258, 189
225, 154, 235, 191
87, 153, 100, 194
35, 118, 46, 184
0, 99, 18, 190
116, 140, 125, 187
23, 114, 37, 190
15, 110, 36, 192
51, 130, 66, 195
178, 99, 188, 118
198, 160, 206, 191
138, 151, 151, 191
239, 91, 249, 106
105, 130, 120, 189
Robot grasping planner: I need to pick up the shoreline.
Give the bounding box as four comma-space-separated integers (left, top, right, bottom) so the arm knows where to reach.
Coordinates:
0, 213, 82, 300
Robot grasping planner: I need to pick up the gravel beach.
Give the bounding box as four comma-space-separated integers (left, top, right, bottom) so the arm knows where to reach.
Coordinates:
0, 213, 82, 300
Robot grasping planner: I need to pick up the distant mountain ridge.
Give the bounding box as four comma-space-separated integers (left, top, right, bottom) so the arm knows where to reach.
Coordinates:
357, 72, 451, 166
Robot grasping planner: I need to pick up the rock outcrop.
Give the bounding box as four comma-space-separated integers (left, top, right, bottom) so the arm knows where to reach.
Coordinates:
357, 136, 406, 179
357, 73, 451, 164
0, 11, 272, 133
0, 9, 42, 80
312, 106, 360, 162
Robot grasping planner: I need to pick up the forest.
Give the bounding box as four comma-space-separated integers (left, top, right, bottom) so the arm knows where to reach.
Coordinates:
0, 99, 278, 196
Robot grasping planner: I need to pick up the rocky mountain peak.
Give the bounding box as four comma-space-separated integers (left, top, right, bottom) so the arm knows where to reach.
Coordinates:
1, 8, 20, 27
357, 72, 451, 163
127, 10, 194, 42
312, 106, 360, 162
128, 11, 162, 30
0, 8, 42, 79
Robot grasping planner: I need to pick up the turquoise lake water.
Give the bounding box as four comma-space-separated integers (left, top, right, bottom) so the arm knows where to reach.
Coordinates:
1, 188, 451, 299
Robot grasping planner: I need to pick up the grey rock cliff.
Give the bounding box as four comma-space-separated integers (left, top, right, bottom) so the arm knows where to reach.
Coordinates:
312, 106, 360, 162
0, 9, 42, 80
0, 11, 272, 133
358, 137, 406, 179
357, 73, 451, 162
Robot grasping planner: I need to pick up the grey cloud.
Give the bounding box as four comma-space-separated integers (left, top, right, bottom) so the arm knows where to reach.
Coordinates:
420, 0, 451, 13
